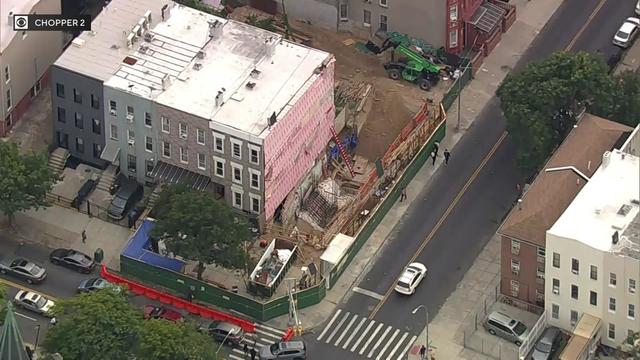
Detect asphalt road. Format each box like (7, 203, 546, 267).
(304, 0, 637, 358)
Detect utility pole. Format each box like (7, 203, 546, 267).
(286, 278, 302, 335)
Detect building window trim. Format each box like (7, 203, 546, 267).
(510, 259, 520, 275)
(570, 284, 578, 300)
(590, 265, 598, 280)
(610, 273, 617, 287)
(231, 162, 243, 184)
(552, 278, 560, 295)
(628, 304, 635, 319)
(248, 144, 260, 165)
(213, 156, 226, 178)
(179, 122, 188, 139)
(161, 116, 170, 134)
(339, 3, 348, 21)
(608, 323, 616, 340)
(197, 128, 206, 145)
(197, 153, 206, 170)
(231, 186, 243, 209)
(449, 3, 458, 21)
(379, 0, 387, 7)
(511, 240, 520, 255)
(144, 112, 152, 127)
(551, 304, 559, 319)
(230, 138, 242, 160)
(3, 64, 10, 83)
(110, 125, 118, 140)
(162, 141, 171, 158)
(363, 10, 371, 27)
(56, 83, 64, 98)
(608, 297, 616, 313)
(629, 279, 636, 294)
(213, 132, 225, 154)
(589, 291, 597, 306)
(449, 29, 458, 48)
(552, 252, 560, 268)
(179, 146, 188, 164)
(249, 193, 261, 214)
(249, 169, 261, 190)
(145, 136, 153, 152)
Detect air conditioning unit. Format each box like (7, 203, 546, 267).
(109, 109, 117, 116)
(128, 139, 135, 146)
(126, 114, 134, 122)
(553, 288, 559, 295)
(511, 270, 519, 276)
(179, 133, 187, 139)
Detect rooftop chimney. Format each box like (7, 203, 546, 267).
(268, 112, 277, 126)
(208, 20, 224, 40)
(215, 91, 223, 107)
(602, 151, 611, 168)
(161, 74, 171, 90)
(161, 4, 171, 21)
(612, 231, 619, 245)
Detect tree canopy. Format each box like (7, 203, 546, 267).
(0, 142, 58, 224)
(152, 185, 251, 279)
(134, 319, 215, 360)
(0, 284, 5, 323)
(497, 51, 640, 170)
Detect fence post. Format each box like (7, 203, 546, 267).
(87, 201, 91, 216)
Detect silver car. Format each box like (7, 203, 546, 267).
(259, 341, 306, 360)
(483, 311, 529, 346)
(13, 290, 55, 317)
(613, 17, 640, 48)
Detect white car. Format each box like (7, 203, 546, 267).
(13, 290, 55, 317)
(636, 0, 640, 16)
(394, 262, 427, 295)
(613, 17, 640, 48)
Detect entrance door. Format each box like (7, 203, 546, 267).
(213, 183, 225, 200)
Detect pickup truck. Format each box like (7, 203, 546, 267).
(0, 257, 47, 284)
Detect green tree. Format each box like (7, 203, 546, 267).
(0, 284, 6, 323)
(151, 186, 250, 280)
(134, 319, 215, 360)
(0, 142, 58, 226)
(620, 331, 640, 359)
(43, 290, 140, 360)
(595, 70, 640, 127)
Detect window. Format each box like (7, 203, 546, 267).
(537, 265, 545, 279)
(93, 143, 102, 158)
(6, 88, 11, 110)
(610, 273, 617, 286)
(379, 0, 387, 7)
(110, 125, 118, 140)
(146, 160, 154, 174)
(250, 146, 260, 165)
(57, 107, 66, 123)
(214, 157, 225, 177)
(379, 15, 387, 32)
(145, 136, 153, 152)
(571, 285, 578, 299)
(250, 195, 260, 214)
(535, 289, 544, 303)
(590, 291, 597, 306)
(92, 118, 100, 134)
(197, 129, 205, 145)
(179, 123, 187, 139)
(128, 130, 135, 141)
(180, 147, 188, 163)
(91, 94, 99, 109)
(571, 258, 579, 274)
(75, 137, 84, 153)
(161, 116, 170, 133)
(127, 154, 136, 172)
(510, 280, 519, 297)
(553, 252, 560, 268)
(250, 171, 260, 190)
(628, 304, 635, 319)
(56, 83, 64, 98)
(449, 4, 458, 21)
(339, 3, 348, 21)
(231, 139, 242, 159)
(232, 189, 243, 209)
(109, 100, 117, 114)
(363, 10, 371, 26)
(127, 106, 134, 116)
(74, 112, 83, 129)
(143, 112, 152, 127)
(214, 133, 224, 153)
(553, 278, 560, 295)
(629, 279, 636, 294)
(162, 142, 171, 158)
(511, 240, 520, 255)
(551, 304, 559, 319)
(609, 297, 616, 312)
(608, 323, 615, 340)
(590, 265, 598, 280)
(449, 30, 458, 48)
(231, 163, 242, 183)
(73, 89, 82, 103)
(3, 65, 9, 83)
(537, 247, 546, 257)
(197, 153, 206, 170)
(510, 259, 520, 275)
(570, 310, 578, 327)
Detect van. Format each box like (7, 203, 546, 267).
(483, 311, 530, 346)
(107, 182, 143, 220)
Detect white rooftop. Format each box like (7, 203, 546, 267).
(548, 149, 640, 256)
(1, 0, 40, 52)
(54, 0, 172, 81)
(104, 4, 330, 138)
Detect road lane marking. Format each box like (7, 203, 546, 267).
(343, 316, 367, 349)
(369, 131, 508, 319)
(326, 311, 350, 343)
(229, 354, 243, 360)
(368, 325, 392, 358)
(396, 335, 417, 360)
(375, 328, 400, 360)
(14, 311, 38, 322)
(352, 320, 376, 352)
(386, 332, 409, 360)
(317, 309, 341, 341)
(353, 287, 385, 301)
(256, 323, 284, 334)
(255, 327, 282, 341)
(565, 0, 608, 51)
(359, 322, 384, 355)
(0, 277, 59, 301)
(334, 313, 359, 347)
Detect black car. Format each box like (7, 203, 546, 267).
(108, 182, 143, 220)
(202, 321, 254, 347)
(49, 248, 96, 273)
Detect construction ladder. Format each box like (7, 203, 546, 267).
(329, 126, 355, 178)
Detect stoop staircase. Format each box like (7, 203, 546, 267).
(48, 147, 69, 176)
(96, 165, 118, 192)
(146, 185, 164, 210)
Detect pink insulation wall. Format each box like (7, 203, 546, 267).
(263, 57, 336, 221)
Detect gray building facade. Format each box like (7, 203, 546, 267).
(50, 66, 107, 168)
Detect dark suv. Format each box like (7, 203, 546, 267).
(108, 182, 143, 220)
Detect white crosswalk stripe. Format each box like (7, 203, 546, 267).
(317, 310, 419, 360)
(228, 323, 286, 360)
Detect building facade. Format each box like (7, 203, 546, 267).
(1, 0, 64, 136)
(545, 149, 640, 348)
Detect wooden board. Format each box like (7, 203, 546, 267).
(352, 155, 368, 174)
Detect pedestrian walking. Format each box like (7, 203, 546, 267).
(399, 187, 407, 202)
(443, 148, 451, 165)
(419, 344, 427, 359)
(187, 289, 194, 303)
(431, 150, 437, 165)
(433, 141, 440, 156)
(81, 230, 87, 244)
(250, 347, 257, 360)
(243, 343, 249, 357)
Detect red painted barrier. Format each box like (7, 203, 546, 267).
(101, 265, 256, 332)
(281, 327, 294, 341)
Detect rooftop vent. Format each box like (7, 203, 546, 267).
(632, 199, 640, 206)
(161, 74, 171, 90)
(618, 204, 633, 216)
(110, 44, 120, 49)
(123, 56, 137, 65)
(196, 51, 205, 59)
(268, 112, 277, 126)
(144, 32, 154, 42)
(72, 38, 86, 48)
(126, 33, 135, 48)
(88, 30, 97, 36)
(161, 4, 171, 21)
(133, 25, 142, 37)
(208, 20, 224, 40)
(139, 44, 149, 54)
(144, 10, 152, 25)
(602, 151, 611, 168)
(215, 91, 224, 107)
(250, 69, 261, 78)
(612, 231, 619, 245)
(193, 63, 202, 70)
(246, 82, 256, 89)
(7, 10, 15, 24)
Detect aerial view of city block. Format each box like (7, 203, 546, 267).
(0, 0, 639, 359)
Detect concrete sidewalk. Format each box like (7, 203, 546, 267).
(615, 38, 640, 74)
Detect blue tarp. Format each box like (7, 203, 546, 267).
(121, 219, 185, 273)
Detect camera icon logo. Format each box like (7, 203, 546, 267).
(13, 15, 29, 30)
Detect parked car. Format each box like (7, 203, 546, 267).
(71, 178, 97, 208)
(204, 321, 249, 347)
(613, 17, 640, 48)
(636, 0, 640, 16)
(483, 311, 530, 346)
(0, 257, 47, 284)
(107, 182, 143, 220)
(530, 327, 562, 360)
(394, 262, 427, 295)
(143, 305, 184, 322)
(259, 341, 307, 360)
(49, 248, 96, 273)
(13, 290, 55, 317)
(77, 277, 121, 293)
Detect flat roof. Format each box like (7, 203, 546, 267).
(321, 233, 356, 265)
(548, 149, 640, 258)
(1, 0, 41, 52)
(54, 0, 172, 81)
(104, 4, 330, 138)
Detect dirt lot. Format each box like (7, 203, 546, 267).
(230, 6, 450, 163)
